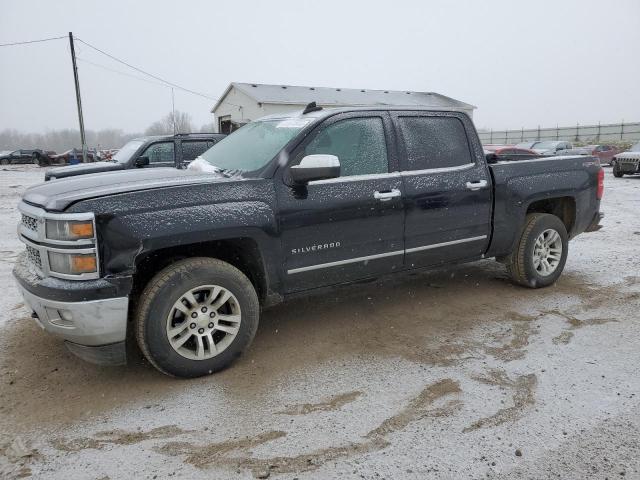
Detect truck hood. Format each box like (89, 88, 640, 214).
(45, 161, 126, 181)
(23, 167, 225, 211)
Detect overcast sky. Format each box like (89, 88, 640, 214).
(1, 0, 639, 134)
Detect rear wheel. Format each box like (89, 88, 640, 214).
(0, 158, 8, 166)
(612, 161, 624, 178)
(136, 257, 260, 378)
(507, 213, 568, 288)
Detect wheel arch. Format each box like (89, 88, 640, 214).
(131, 237, 271, 307)
(526, 196, 576, 236)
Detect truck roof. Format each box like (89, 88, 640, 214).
(256, 105, 472, 123)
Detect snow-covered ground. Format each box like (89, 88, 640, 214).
(0, 165, 639, 479)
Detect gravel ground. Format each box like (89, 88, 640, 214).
(0, 165, 639, 480)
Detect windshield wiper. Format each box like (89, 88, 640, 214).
(219, 168, 242, 178)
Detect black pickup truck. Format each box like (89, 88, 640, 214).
(43, 133, 225, 181)
(13, 106, 604, 377)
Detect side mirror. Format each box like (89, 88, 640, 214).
(485, 152, 498, 164)
(290, 154, 340, 184)
(135, 156, 150, 167)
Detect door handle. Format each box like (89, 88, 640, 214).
(465, 180, 488, 191)
(374, 188, 401, 201)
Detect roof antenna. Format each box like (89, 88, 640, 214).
(302, 101, 322, 114)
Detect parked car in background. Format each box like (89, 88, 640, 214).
(581, 145, 621, 165)
(99, 149, 119, 161)
(528, 141, 573, 155)
(514, 141, 538, 149)
(552, 148, 592, 157)
(48, 148, 99, 165)
(484, 145, 540, 161)
(45, 133, 226, 181)
(611, 142, 640, 177)
(0, 149, 54, 166)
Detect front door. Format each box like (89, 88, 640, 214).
(138, 141, 176, 168)
(276, 112, 405, 292)
(392, 112, 492, 268)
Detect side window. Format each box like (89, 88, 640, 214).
(181, 141, 210, 162)
(397, 116, 472, 170)
(142, 142, 174, 163)
(303, 117, 388, 177)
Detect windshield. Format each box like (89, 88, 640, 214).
(112, 140, 145, 163)
(199, 119, 311, 172)
(531, 141, 558, 150)
(631, 142, 640, 152)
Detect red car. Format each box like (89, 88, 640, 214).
(483, 145, 540, 161)
(582, 145, 621, 165)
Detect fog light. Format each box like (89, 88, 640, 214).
(48, 251, 97, 275)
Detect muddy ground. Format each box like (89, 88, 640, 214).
(0, 165, 638, 479)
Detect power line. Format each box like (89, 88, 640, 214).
(0, 35, 67, 47)
(74, 36, 217, 101)
(76, 56, 171, 89)
(0, 34, 242, 110)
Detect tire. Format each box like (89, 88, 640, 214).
(612, 162, 624, 178)
(32, 153, 40, 165)
(0, 158, 8, 166)
(507, 213, 568, 288)
(136, 257, 260, 378)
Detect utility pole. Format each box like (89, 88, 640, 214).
(68, 32, 87, 163)
(171, 88, 177, 134)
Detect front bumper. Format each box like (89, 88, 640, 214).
(617, 160, 640, 173)
(13, 253, 129, 366)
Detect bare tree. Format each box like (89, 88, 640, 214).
(144, 111, 193, 135)
(0, 128, 140, 152)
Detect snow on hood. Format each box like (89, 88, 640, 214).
(188, 157, 224, 174)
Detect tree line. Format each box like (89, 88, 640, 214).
(0, 111, 215, 153)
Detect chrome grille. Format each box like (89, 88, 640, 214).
(25, 245, 42, 270)
(21, 213, 38, 232)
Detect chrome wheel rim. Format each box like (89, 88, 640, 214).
(166, 285, 241, 360)
(532, 229, 563, 276)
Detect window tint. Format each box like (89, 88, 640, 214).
(303, 117, 388, 176)
(181, 140, 210, 162)
(398, 116, 472, 170)
(143, 142, 174, 163)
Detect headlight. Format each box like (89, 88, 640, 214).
(46, 219, 94, 241)
(48, 251, 97, 275)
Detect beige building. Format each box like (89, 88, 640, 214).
(211, 82, 476, 134)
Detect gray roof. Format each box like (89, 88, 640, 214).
(212, 82, 475, 113)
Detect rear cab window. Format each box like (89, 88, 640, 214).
(181, 140, 211, 163)
(395, 115, 474, 171)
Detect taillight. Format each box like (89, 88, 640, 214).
(596, 168, 604, 199)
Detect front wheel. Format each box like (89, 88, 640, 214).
(507, 213, 568, 288)
(612, 162, 624, 178)
(136, 257, 260, 378)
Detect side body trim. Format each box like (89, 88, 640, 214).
(287, 235, 487, 274)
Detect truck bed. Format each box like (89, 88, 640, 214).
(487, 155, 602, 258)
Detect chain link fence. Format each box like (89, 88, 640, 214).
(477, 121, 640, 146)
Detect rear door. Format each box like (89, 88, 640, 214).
(277, 112, 405, 292)
(392, 112, 492, 268)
